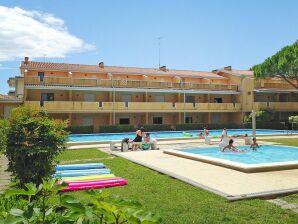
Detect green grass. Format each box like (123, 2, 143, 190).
(56, 148, 110, 162)
(56, 148, 298, 224)
(259, 138, 298, 206)
(259, 138, 298, 147)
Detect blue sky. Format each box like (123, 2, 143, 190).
(0, 0, 297, 94)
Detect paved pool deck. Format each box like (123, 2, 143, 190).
(113, 142, 298, 201)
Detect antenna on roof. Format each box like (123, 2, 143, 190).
(158, 36, 163, 68)
(43, 54, 46, 62)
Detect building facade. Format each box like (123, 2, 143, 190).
(1, 57, 297, 132)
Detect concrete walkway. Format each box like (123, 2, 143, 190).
(0, 155, 10, 192)
(114, 149, 298, 201)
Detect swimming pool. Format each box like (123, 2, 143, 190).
(69, 129, 298, 142)
(164, 145, 298, 172)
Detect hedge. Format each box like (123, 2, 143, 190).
(99, 125, 135, 133)
(207, 123, 239, 130)
(67, 125, 94, 134)
(140, 124, 172, 132)
(243, 122, 287, 130)
(176, 123, 205, 131)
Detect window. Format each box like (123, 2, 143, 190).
(155, 95, 165, 102)
(38, 72, 44, 82)
(122, 95, 131, 102)
(153, 117, 163, 124)
(40, 93, 54, 106)
(186, 96, 195, 103)
(214, 97, 222, 103)
(119, 118, 130, 125)
(84, 93, 95, 102)
(83, 117, 93, 126)
(185, 116, 193, 124)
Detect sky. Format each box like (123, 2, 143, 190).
(0, 0, 297, 94)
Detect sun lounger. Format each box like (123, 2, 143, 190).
(110, 140, 157, 151)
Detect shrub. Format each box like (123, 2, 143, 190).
(68, 125, 94, 134)
(243, 122, 286, 129)
(140, 124, 172, 132)
(176, 123, 205, 131)
(99, 125, 135, 133)
(289, 116, 298, 130)
(0, 179, 161, 223)
(207, 123, 239, 130)
(244, 109, 272, 123)
(4, 106, 68, 186)
(0, 119, 8, 154)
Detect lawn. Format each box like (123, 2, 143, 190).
(56, 148, 298, 224)
(56, 148, 110, 162)
(259, 138, 298, 205)
(259, 138, 298, 147)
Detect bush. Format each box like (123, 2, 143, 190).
(0, 119, 8, 154)
(0, 179, 161, 223)
(207, 123, 239, 130)
(289, 116, 298, 130)
(243, 122, 286, 129)
(4, 106, 68, 186)
(99, 125, 135, 133)
(176, 123, 205, 131)
(140, 124, 172, 132)
(244, 109, 272, 123)
(68, 125, 94, 134)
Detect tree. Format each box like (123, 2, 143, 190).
(4, 105, 68, 186)
(0, 119, 8, 154)
(244, 109, 272, 123)
(289, 115, 298, 130)
(252, 40, 298, 89)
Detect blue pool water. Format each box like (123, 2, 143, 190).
(68, 129, 298, 142)
(180, 145, 298, 164)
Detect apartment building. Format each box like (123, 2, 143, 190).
(2, 57, 297, 132)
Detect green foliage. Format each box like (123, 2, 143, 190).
(244, 110, 272, 123)
(4, 106, 69, 186)
(252, 40, 298, 88)
(140, 124, 172, 132)
(99, 125, 135, 133)
(207, 123, 239, 130)
(243, 122, 286, 130)
(68, 125, 94, 134)
(175, 123, 205, 131)
(0, 179, 161, 224)
(0, 119, 9, 154)
(289, 115, 298, 130)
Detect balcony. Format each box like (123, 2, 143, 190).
(24, 76, 238, 91)
(254, 102, 298, 111)
(24, 101, 241, 113)
(255, 81, 295, 89)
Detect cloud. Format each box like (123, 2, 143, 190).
(0, 6, 95, 61)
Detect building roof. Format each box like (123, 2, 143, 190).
(0, 94, 22, 102)
(20, 61, 227, 79)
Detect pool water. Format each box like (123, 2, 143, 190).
(180, 145, 298, 165)
(68, 129, 297, 142)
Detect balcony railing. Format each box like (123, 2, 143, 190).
(254, 102, 298, 111)
(24, 101, 241, 112)
(24, 76, 238, 91)
(255, 81, 295, 89)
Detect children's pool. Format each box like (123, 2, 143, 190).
(68, 129, 297, 142)
(180, 145, 298, 165)
(164, 145, 298, 172)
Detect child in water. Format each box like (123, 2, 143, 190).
(250, 137, 260, 150)
(222, 139, 245, 152)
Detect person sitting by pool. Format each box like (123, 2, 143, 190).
(250, 137, 260, 151)
(142, 133, 151, 150)
(132, 127, 145, 151)
(222, 139, 245, 152)
(197, 132, 204, 139)
(232, 133, 248, 138)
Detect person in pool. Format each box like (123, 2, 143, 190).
(222, 139, 245, 152)
(250, 137, 260, 150)
(132, 127, 145, 151)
